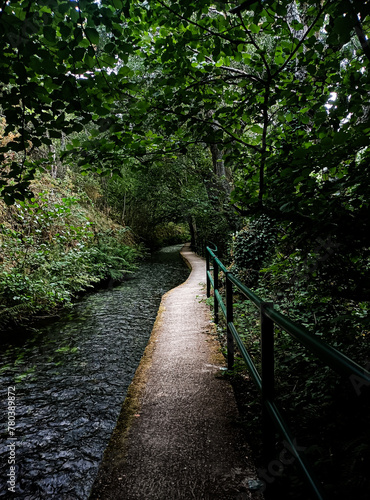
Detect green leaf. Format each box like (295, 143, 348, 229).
(59, 23, 72, 39)
(84, 54, 95, 68)
(43, 26, 56, 43)
(250, 23, 260, 34)
(84, 28, 99, 45)
(300, 114, 310, 124)
(100, 55, 116, 67)
(58, 3, 70, 14)
(275, 55, 285, 65)
(332, 131, 350, 145)
(79, 38, 90, 48)
(251, 125, 263, 134)
(290, 20, 304, 31)
(112, 0, 123, 8)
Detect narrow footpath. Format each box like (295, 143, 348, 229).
(90, 244, 262, 500)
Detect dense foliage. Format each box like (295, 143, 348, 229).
(0, 174, 141, 328)
(214, 219, 370, 498)
(1, 1, 370, 497)
(1, 0, 370, 265)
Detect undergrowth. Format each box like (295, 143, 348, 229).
(0, 176, 144, 330)
(210, 215, 370, 499)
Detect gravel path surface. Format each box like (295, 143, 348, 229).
(89, 244, 263, 500)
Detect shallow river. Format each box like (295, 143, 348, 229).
(0, 245, 190, 499)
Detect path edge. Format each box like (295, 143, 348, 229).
(89, 244, 200, 497)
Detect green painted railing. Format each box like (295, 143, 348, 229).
(206, 244, 370, 499)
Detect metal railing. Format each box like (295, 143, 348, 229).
(206, 244, 370, 499)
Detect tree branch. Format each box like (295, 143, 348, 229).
(272, 2, 327, 79)
(230, 1, 264, 15)
(258, 81, 270, 205)
(156, 0, 251, 46)
(0, 0, 8, 21)
(236, 10, 271, 79)
(145, 102, 262, 152)
(189, 48, 265, 83)
(352, 11, 370, 62)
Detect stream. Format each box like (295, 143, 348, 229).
(0, 245, 190, 499)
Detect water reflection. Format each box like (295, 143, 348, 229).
(0, 245, 189, 499)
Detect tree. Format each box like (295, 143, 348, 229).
(0, 0, 122, 203)
(2, 1, 370, 260)
(107, 0, 368, 294)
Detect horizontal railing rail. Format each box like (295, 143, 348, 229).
(206, 245, 370, 500)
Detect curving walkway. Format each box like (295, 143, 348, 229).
(90, 243, 262, 500)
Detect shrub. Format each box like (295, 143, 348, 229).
(231, 215, 277, 285)
(0, 193, 140, 329)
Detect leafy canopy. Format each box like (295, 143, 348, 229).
(1, 0, 370, 241)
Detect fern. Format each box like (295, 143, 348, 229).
(0, 302, 39, 328)
(0, 206, 141, 328)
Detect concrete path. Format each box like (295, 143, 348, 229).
(90, 244, 262, 500)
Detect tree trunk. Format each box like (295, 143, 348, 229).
(188, 216, 197, 251)
(209, 143, 231, 194)
(206, 110, 232, 194)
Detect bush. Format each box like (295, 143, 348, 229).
(231, 215, 277, 285)
(0, 193, 141, 329)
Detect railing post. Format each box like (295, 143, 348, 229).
(261, 302, 275, 466)
(226, 272, 234, 370)
(213, 258, 219, 324)
(206, 248, 210, 298)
